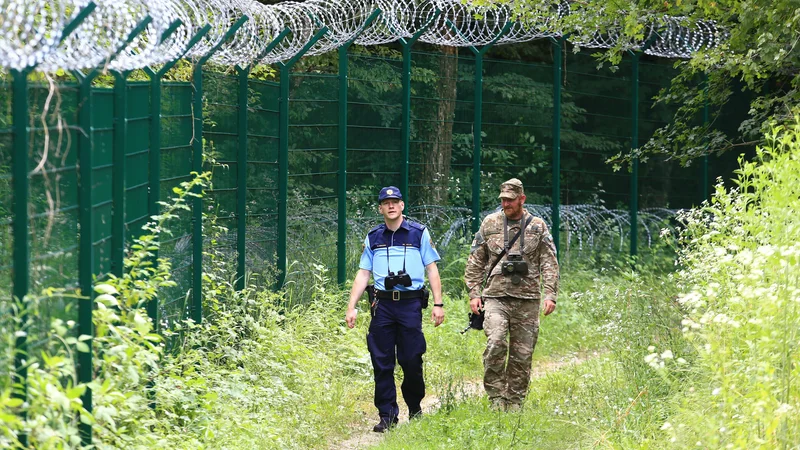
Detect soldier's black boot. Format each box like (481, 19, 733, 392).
(409, 408, 423, 420)
(373, 416, 398, 433)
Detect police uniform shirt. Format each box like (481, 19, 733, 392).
(359, 219, 440, 291)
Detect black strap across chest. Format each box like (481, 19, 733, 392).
(484, 214, 533, 288)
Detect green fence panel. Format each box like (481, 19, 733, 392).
(637, 60, 699, 211)
(92, 89, 115, 277)
(125, 82, 152, 238)
(347, 50, 403, 197)
(409, 49, 463, 212)
(452, 54, 476, 212)
(204, 71, 240, 281)
(26, 83, 81, 353)
(481, 51, 554, 208)
(159, 82, 195, 328)
(284, 69, 340, 292)
(245, 78, 280, 289)
(561, 50, 632, 209)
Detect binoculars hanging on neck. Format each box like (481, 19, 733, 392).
(501, 253, 528, 285)
(385, 269, 412, 290)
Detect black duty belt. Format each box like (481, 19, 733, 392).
(375, 289, 424, 301)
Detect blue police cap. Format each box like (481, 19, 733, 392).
(378, 186, 403, 202)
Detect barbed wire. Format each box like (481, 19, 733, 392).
(0, 0, 725, 71)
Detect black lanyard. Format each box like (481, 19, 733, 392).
(385, 229, 407, 273)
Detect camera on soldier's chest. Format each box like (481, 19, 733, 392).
(501, 253, 528, 285)
(385, 270, 412, 290)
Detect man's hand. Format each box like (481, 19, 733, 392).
(542, 299, 556, 316)
(345, 308, 358, 328)
(431, 306, 444, 327)
(469, 297, 483, 315)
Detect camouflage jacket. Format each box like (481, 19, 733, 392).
(464, 211, 559, 302)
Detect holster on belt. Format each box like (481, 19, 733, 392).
(366, 284, 377, 317)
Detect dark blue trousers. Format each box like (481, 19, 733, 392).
(367, 297, 427, 419)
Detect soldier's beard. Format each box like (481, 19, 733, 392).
(504, 206, 523, 220)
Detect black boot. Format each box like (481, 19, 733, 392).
(372, 416, 398, 433)
(409, 408, 423, 420)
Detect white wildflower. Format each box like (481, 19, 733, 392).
(757, 245, 775, 257)
(776, 403, 793, 414)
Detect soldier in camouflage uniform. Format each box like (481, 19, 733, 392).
(463, 178, 559, 411)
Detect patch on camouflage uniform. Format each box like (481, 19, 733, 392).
(470, 231, 485, 254)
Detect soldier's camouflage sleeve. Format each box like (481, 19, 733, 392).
(464, 227, 489, 298)
(538, 221, 560, 303)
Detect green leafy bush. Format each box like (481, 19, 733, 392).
(658, 118, 800, 447)
(0, 173, 210, 449)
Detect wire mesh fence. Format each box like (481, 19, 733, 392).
(0, 46, 745, 337)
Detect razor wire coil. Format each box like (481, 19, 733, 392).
(0, 0, 725, 72)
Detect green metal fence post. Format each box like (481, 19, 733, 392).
(337, 10, 381, 284)
(73, 67, 99, 445)
(10, 67, 32, 447)
(9, 7, 96, 443)
(337, 46, 350, 285)
(628, 36, 657, 259)
(702, 72, 709, 202)
(551, 36, 564, 257)
(276, 27, 328, 289)
(629, 52, 640, 258)
(236, 65, 249, 291)
(234, 28, 290, 291)
(444, 19, 510, 234)
(471, 49, 484, 235)
(398, 11, 441, 204)
(112, 71, 130, 277)
(72, 16, 153, 445)
(191, 18, 246, 322)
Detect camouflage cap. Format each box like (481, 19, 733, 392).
(498, 178, 524, 199)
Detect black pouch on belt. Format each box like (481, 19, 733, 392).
(420, 285, 430, 309)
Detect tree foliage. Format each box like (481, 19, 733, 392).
(481, 0, 800, 165)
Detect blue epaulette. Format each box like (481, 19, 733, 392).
(408, 221, 425, 231)
(404, 216, 426, 231)
(368, 223, 385, 235)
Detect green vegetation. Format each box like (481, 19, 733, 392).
(3, 116, 799, 448)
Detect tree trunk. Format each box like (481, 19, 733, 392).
(419, 45, 458, 206)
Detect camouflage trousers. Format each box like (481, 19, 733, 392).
(482, 297, 540, 405)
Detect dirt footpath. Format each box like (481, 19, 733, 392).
(333, 353, 592, 450)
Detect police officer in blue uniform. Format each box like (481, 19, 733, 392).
(346, 186, 445, 433)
